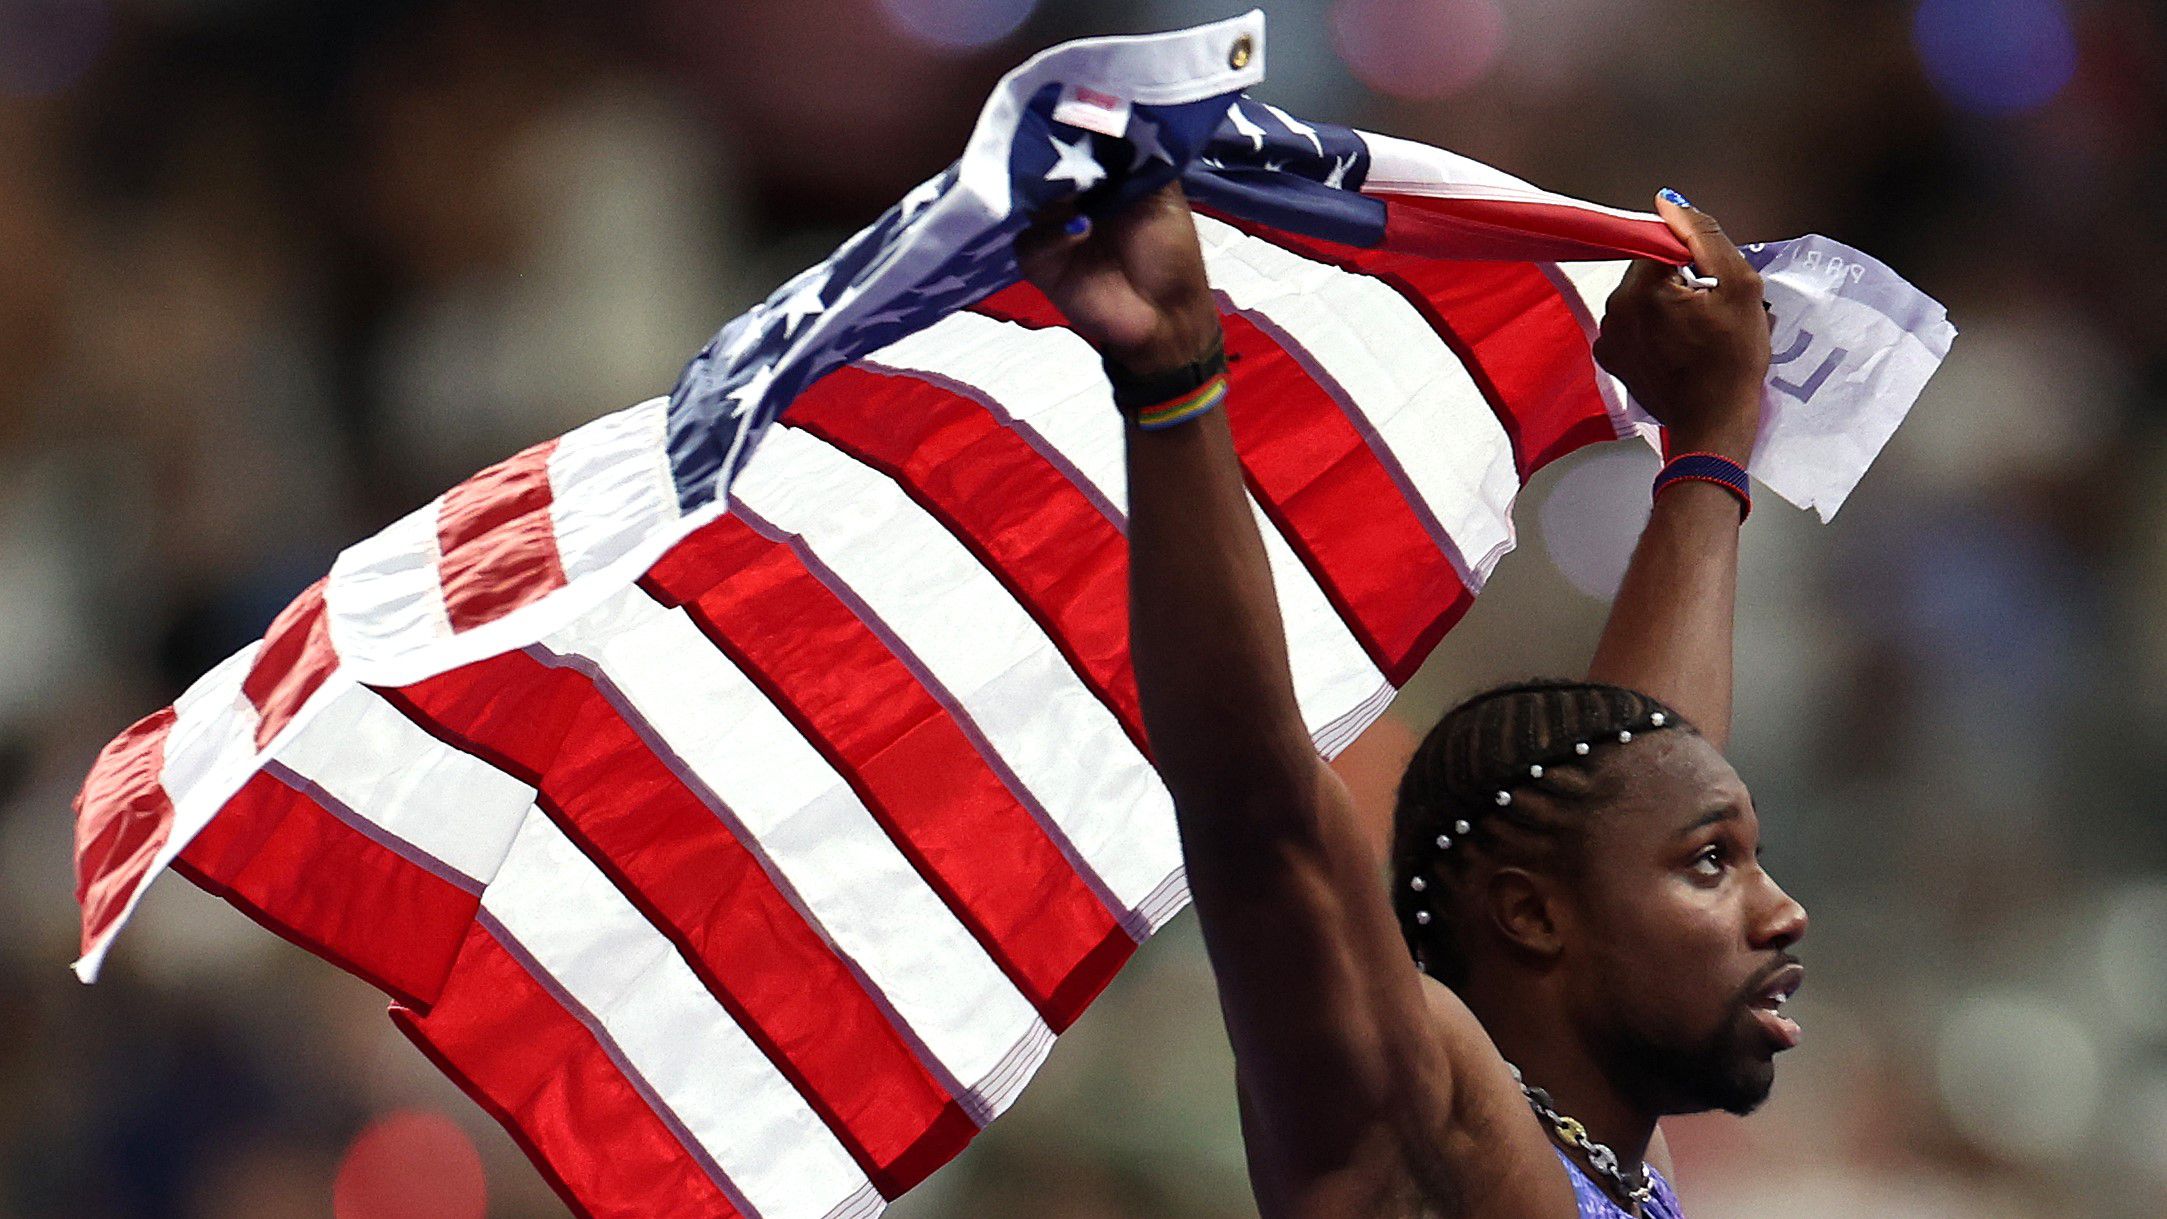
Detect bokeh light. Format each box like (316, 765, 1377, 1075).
(0, 0, 108, 97)
(877, 0, 1038, 54)
(332, 1110, 487, 1219)
(1330, 0, 1506, 101)
(1913, 0, 2077, 116)
(1935, 993, 2103, 1162)
(1537, 448, 1657, 600)
(2094, 880, 2167, 1039)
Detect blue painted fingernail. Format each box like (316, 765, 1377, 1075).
(1659, 188, 1693, 208)
(1064, 215, 1090, 236)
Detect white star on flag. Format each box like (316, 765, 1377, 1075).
(725, 361, 779, 419)
(1226, 101, 1268, 151)
(1258, 101, 1324, 157)
(1323, 153, 1357, 189)
(909, 273, 973, 302)
(1128, 116, 1174, 170)
(858, 303, 919, 330)
(719, 305, 770, 361)
(779, 273, 829, 335)
(1044, 133, 1106, 191)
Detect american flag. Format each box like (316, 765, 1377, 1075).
(69, 14, 1949, 1219)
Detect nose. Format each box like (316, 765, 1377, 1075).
(1751, 870, 1808, 952)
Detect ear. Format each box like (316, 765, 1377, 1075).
(1484, 866, 1567, 963)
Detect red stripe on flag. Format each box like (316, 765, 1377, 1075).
(972, 284, 1472, 686)
(174, 769, 476, 1011)
(1376, 194, 1688, 265)
(1215, 214, 1619, 479)
(783, 364, 1147, 754)
(1218, 313, 1475, 685)
(1366, 252, 1620, 475)
(437, 439, 570, 633)
(643, 516, 1134, 1030)
(391, 922, 745, 1219)
(73, 706, 178, 957)
(383, 655, 975, 1197)
(242, 579, 337, 749)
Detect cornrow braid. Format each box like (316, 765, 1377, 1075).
(1391, 679, 1688, 987)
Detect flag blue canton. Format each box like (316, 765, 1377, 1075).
(1184, 97, 1381, 249)
(662, 83, 1308, 514)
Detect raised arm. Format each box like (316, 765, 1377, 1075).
(1586, 194, 1773, 749)
(1020, 187, 1457, 1206)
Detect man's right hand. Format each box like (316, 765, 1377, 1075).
(1592, 192, 1771, 461)
(1014, 184, 1222, 380)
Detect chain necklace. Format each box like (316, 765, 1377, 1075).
(1507, 1063, 1654, 1213)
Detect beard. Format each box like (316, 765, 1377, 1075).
(1592, 974, 1782, 1117)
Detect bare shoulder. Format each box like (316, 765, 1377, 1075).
(1407, 978, 1581, 1219)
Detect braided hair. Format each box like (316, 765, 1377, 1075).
(1391, 680, 1687, 987)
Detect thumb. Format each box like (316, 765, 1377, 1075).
(1015, 212, 1092, 286)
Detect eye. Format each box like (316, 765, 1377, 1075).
(1689, 844, 1728, 877)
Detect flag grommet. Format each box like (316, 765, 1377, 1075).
(1228, 34, 1253, 69)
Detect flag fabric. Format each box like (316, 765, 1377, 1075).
(69, 13, 1951, 1219)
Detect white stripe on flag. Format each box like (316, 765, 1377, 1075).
(163, 644, 265, 809)
(541, 586, 1053, 1122)
(1191, 214, 1522, 584)
(547, 397, 681, 582)
(323, 499, 455, 670)
(863, 317, 1125, 520)
(481, 810, 882, 1219)
(272, 685, 531, 888)
(730, 425, 1188, 935)
(862, 312, 1388, 740)
(273, 685, 879, 1219)
(1356, 129, 1655, 224)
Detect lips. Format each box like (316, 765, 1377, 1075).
(1745, 961, 1805, 1050)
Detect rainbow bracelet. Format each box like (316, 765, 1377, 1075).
(1105, 330, 1230, 431)
(1653, 451, 1752, 520)
(1135, 373, 1229, 430)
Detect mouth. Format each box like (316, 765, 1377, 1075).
(1744, 961, 1805, 1051)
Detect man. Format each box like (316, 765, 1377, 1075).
(1017, 181, 1805, 1217)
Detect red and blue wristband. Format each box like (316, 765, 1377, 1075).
(1653, 451, 1752, 520)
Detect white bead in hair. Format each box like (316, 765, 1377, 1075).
(1575, 741, 1591, 756)
(1529, 764, 1544, 779)
(1453, 820, 1471, 835)
(1618, 729, 1633, 744)
(1415, 910, 1432, 925)
(1650, 712, 1667, 727)
(1436, 834, 1452, 850)
(1410, 876, 1427, 892)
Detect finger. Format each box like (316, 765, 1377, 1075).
(1653, 189, 1757, 297)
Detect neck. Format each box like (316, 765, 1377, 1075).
(1462, 979, 1659, 1171)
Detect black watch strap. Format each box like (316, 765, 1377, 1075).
(1102, 330, 1228, 413)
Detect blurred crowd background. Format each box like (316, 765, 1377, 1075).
(2, 0, 2163, 1216)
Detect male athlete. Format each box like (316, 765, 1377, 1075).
(1018, 182, 1805, 1217)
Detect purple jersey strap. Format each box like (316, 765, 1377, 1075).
(1552, 1145, 1686, 1219)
